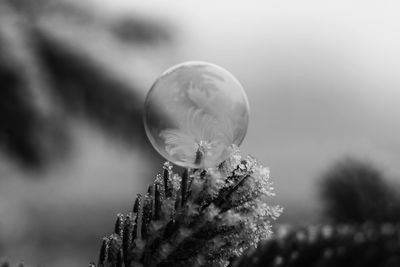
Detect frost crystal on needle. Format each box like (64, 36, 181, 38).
(95, 146, 282, 267)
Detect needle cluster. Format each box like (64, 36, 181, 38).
(94, 146, 282, 267)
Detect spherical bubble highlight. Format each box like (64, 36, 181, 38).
(144, 61, 249, 168)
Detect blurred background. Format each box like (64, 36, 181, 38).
(0, 0, 399, 266)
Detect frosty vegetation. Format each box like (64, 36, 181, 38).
(93, 146, 282, 267)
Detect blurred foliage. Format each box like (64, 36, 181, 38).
(0, 1, 67, 168)
(319, 158, 400, 223)
(0, 0, 170, 170)
(232, 223, 400, 267)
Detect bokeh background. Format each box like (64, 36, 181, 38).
(1, 0, 399, 266)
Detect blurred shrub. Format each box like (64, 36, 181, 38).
(232, 223, 400, 267)
(319, 158, 400, 223)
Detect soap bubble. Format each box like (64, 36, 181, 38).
(144, 61, 249, 168)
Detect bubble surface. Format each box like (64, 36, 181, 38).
(144, 61, 249, 168)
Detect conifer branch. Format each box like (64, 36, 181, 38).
(93, 146, 282, 267)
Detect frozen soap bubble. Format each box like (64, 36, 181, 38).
(143, 61, 249, 168)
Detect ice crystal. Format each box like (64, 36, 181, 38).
(160, 107, 233, 167)
(93, 146, 282, 267)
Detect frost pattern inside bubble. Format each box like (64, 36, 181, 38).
(144, 61, 249, 168)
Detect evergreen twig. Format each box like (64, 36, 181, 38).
(94, 146, 282, 267)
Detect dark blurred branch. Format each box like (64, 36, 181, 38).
(35, 32, 148, 145)
(111, 17, 172, 44)
(0, 0, 171, 170)
(0, 2, 68, 168)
